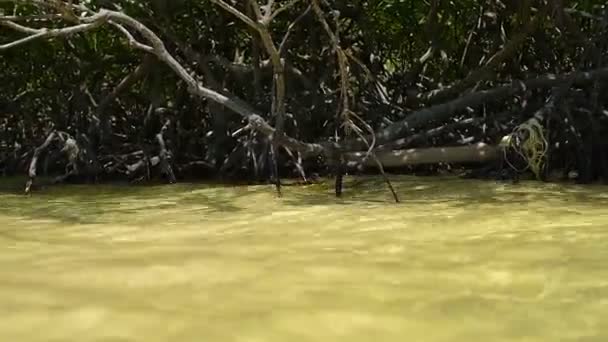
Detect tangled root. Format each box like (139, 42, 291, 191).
(502, 116, 549, 180)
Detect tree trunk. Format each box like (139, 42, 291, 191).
(345, 143, 500, 168)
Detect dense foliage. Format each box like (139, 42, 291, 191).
(0, 0, 607, 192)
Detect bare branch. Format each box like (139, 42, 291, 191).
(108, 21, 154, 52)
(208, 0, 259, 30)
(268, 0, 301, 23)
(209, 0, 286, 138)
(25, 130, 56, 194)
(339, 66, 608, 152)
(279, 4, 310, 54)
(0, 14, 63, 21)
(0, 13, 107, 50)
(2, 2, 323, 158)
(0, 20, 46, 34)
(420, 0, 544, 104)
(248, 0, 264, 22)
(311, 0, 357, 137)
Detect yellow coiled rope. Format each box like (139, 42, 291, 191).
(501, 116, 549, 180)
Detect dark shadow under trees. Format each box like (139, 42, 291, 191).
(0, 0, 607, 200)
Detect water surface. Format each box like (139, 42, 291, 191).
(1, 176, 607, 341)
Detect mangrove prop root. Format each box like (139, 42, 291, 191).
(156, 119, 176, 183)
(334, 158, 344, 197)
(25, 131, 56, 194)
(270, 142, 282, 197)
(371, 153, 400, 203)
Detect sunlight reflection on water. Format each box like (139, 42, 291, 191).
(0, 175, 607, 341)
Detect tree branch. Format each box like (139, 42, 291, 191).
(208, 0, 259, 30)
(338, 66, 608, 152)
(0, 13, 107, 50)
(419, 0, 543, 104)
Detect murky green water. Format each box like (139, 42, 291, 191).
(1, 176, 608, 341)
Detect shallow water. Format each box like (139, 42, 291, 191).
(1, 175, 608, 341)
